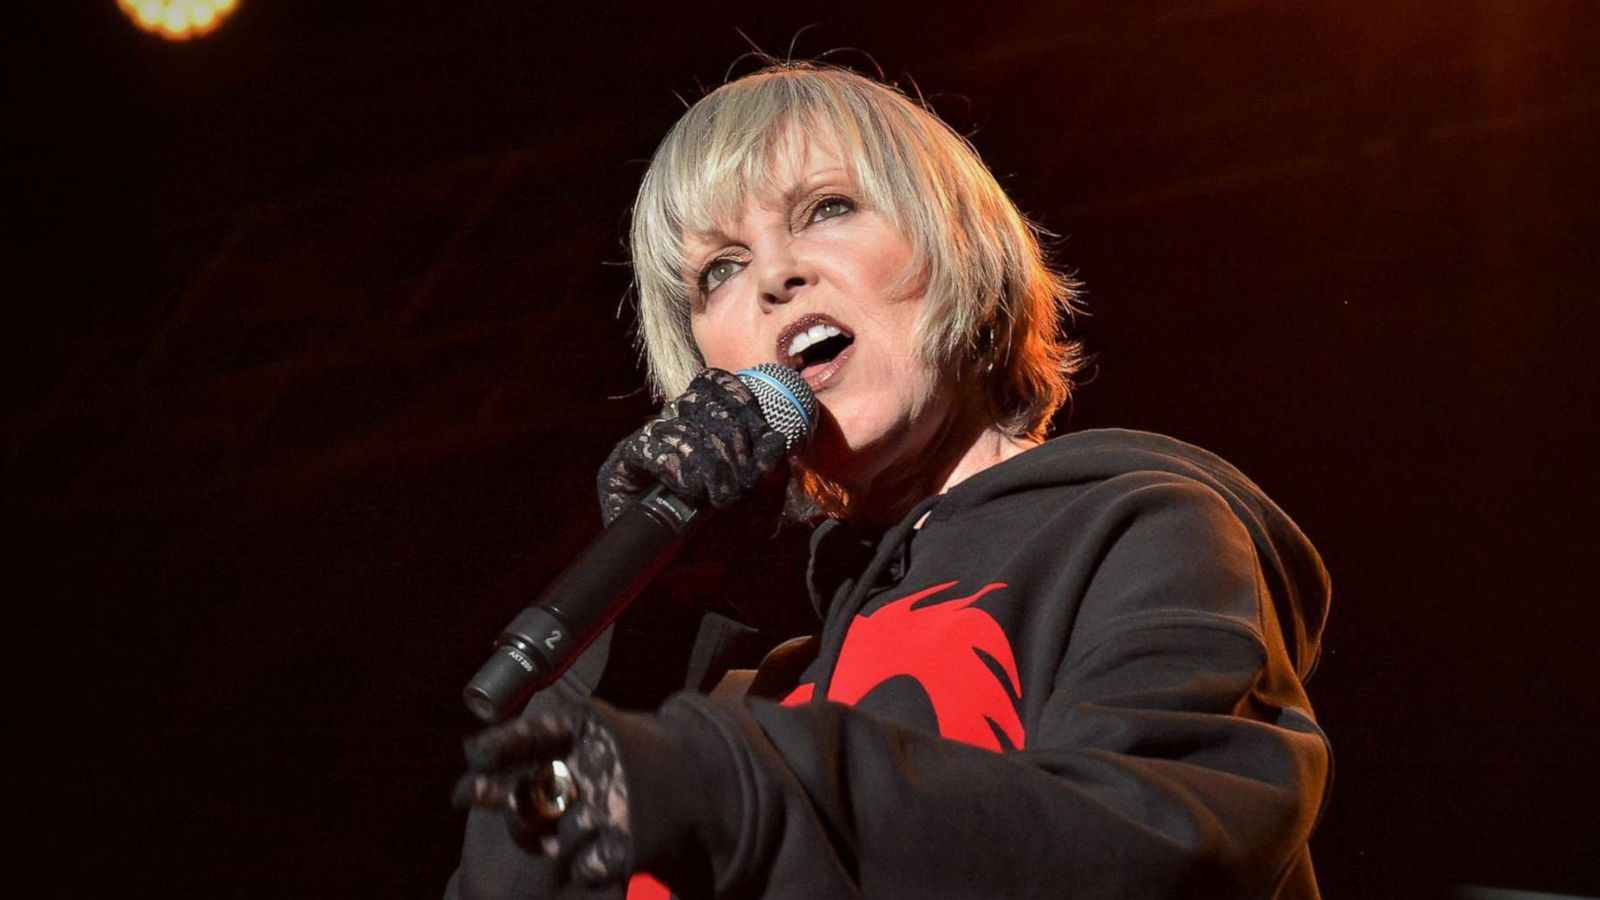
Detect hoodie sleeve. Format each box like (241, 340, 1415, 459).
(601, 475, 1332, 899)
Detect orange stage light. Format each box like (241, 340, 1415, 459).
(118, 0, 239, 41)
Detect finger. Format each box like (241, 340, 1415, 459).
(753, 425, 791, 468)
(697, 367, 752, 400)
(604, 435, 658, 490)
(674, 372, 747, 420)
(452, 771, 515, 809)
(628, 423, 698, 487)
(503, 797, 561, 857)
(571, 830, 632, 888)
(509, 760, 580, 825)
(463, 713, 574, 771)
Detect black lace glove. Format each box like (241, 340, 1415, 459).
(597, 368, 791, 527)
(453, 703, 635, 888)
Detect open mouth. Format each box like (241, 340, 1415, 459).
(777, 314, 856, 384)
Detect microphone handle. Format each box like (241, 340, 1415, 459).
(463, 485, 701, 723)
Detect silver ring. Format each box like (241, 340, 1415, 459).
(509, 759, 578, 823)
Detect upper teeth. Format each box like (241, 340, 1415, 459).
(788, 323, 844, 358)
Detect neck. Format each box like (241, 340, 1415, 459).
(848, 402, 1038, 527)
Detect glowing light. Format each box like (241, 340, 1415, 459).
(118, 0, 239, 41)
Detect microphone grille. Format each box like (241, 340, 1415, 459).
(735, 364, 817, 451)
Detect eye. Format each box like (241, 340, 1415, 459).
(699, 255, 746, 296)
(808, 195, 854, 224)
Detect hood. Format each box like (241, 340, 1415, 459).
(816, 428, 1330, 681)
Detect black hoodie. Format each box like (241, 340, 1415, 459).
(447, 429, 1332, 899)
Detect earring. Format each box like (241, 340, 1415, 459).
(976, 324, 998, 374)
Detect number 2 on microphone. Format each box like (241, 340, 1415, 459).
(545, 630, 562, 650)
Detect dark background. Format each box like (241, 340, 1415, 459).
(9, 1, 1599, 897)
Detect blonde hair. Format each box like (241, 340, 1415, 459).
(630, 61, 1082, 442)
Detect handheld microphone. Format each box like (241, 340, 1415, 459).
(463, 364, 817, 723)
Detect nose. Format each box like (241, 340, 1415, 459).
(753, 239, 813, 309)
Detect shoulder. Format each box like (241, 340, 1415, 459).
(924, 430, 1263, 596)
(941, 429, 1272, 621)
(932, 428, 1259, 529)
(1023, 428, 1257, 485)
(930, 428, 1329, 679)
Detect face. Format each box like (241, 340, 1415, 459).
(684, 133, 957, 495)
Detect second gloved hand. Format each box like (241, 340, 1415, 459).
(454, 701, 635, 888)
(453, 696, 740, 893)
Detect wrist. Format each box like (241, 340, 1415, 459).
(587, 698, 741, 881)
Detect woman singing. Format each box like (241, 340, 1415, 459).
(449, 61, 1331, 899)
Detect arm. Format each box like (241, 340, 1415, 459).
(458, 479, 1331, 899)
(606, 479, 1330, 898)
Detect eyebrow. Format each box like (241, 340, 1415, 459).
(775, 166, 850, 207)
(687, 166, 853, 247)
